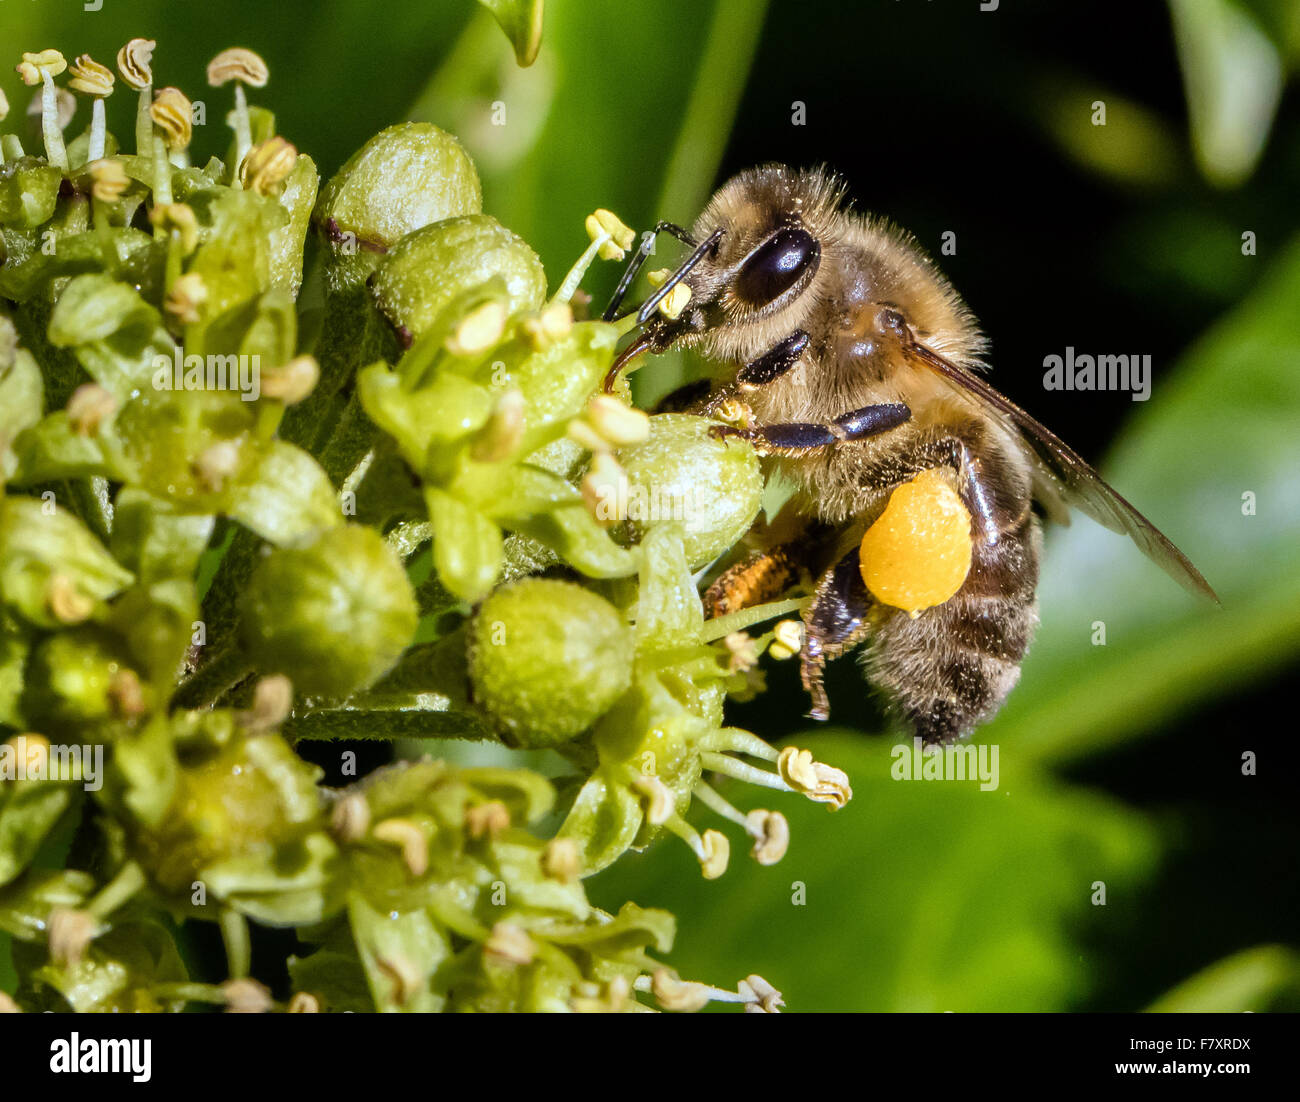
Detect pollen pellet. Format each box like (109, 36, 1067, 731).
(859, 468, 972, 614)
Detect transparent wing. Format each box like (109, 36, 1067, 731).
(903, 337, 1218, 603)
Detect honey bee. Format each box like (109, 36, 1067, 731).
(602, 164, 1216, 745)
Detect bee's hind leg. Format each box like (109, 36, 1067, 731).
(703, 544, 805, 619)
(801, 546, 875, 721)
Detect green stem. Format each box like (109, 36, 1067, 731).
(151, 134, 172, 204)
(173, 644, 253, 710)
(699, 597, 806, 643)
(134, 85, 152, 156)
(88, 98, 106, 162)
(220, 909, 252, 979)
(63, 477, 113, 544)
(232, 83, 252, 181)
(86, 862, 146, 920)
(151, 982, 231, 1006)
(40, 72, 68, 170)
(699, 750, 790, 791)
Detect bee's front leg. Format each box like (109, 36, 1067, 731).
(700, 329, 811, 416)
(709, 402, 911, 453)
(801, 546, 875, 721)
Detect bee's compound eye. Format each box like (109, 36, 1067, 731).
(733, 227, 820, 307)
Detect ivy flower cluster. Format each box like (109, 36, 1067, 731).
(0, 33, 852, 1012)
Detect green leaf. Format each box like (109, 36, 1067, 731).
(1169, 0, 1284, 187)
(1146, 945, 1300, 1011)
(477, 0, 545, 66)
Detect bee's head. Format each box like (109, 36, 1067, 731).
(644, 164, 844, 352)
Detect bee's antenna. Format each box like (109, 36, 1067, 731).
(601, 223, 716, 322)
(633, 227, 724, 324)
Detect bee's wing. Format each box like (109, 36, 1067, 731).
(905, 339, 1218, 603)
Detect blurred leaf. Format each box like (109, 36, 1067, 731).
(990, 235, 1300, 763)
(1146, 945, 1300, 1011)
(1038, 78, 1183, 189)
(409, 0, 767, 299)
(1169, 0, 1284, 187)
(590, 731, 1158, 1011)
(477, 0, 545, 67)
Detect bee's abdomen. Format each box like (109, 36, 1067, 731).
(863, 511, 1042, 744)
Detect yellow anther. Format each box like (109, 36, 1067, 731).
(768, 619, 803, 660)
(66, 383, 116, 437)
(238, 135, 297, 196)
(16, 50, 67, 86)
(699, 828, 730, 879)
(484, 922, 535, 966)
(116, 39, 155, 90)
(164, 272, 208, 327)
(541, 837, 580, 883)
(584, 208, 636, 261)
(259, 356, 320, 405)
(651, 968, 712, 1012)
(632, 774, 674, 825)
(86, 159, 131, 204)
(585, 394, 649, 447)
(67, 55, 114, 97)
(464, 800, 511, 840)
(206, 47, 269, 89)
(46, 575, 92, 624)
(745, 809, 790, 865)
(446, 301, 507, 357)
(777, 746, 852, 809)
(149, 86, 193, 150)
(149, 202, 200, 254)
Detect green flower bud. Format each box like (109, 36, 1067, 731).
(372, 214, 546, 343)
(314, 122, 482, 288)
(240, 526, 418, 697)
(134, 730, 327, 898)
(23, 626, 133, 728)
(0, 496, 134, 629)
(615, 414, 763, 568)
(468, 579, 633, 747)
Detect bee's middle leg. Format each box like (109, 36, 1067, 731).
(800, 546, 875, 721)
(709, 402, 911, 452)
